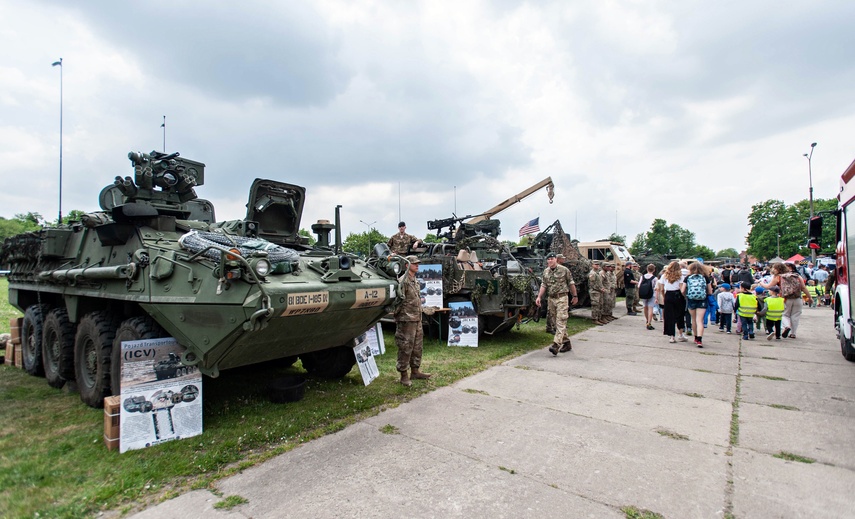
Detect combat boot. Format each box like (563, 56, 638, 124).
(411, 368, 432, 380)
(548, 343, 559, 356)
(399, 371, 412, 387)
(559, 340, 572, 352)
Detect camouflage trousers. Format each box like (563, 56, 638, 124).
(549, 295, 570, 344)
(625, 287, 638, 312)
(602, 291, 614, 317)
(589, 292, 602, 320)
(546, 294, 568, 331)
(395, 320, 423, 372)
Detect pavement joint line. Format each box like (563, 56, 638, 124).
(723, 332, 744, 517)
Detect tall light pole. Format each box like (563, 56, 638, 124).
(359, 219, 376, 257)
(804, 142, 817, 262)
(52, 58, 63, 224)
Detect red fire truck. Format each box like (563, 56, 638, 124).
(813, 157, 855, 361)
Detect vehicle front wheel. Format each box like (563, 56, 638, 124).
(842, 329, 855, 362)
(300, 345, 356, 378)
(75, 311, 119, 408)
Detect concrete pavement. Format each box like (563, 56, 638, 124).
(128, 306, 855, 518)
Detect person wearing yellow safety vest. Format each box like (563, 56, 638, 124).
(805, 280, 824, 308)
(733, 281, 758, 340)
(765, 286, 785, 340)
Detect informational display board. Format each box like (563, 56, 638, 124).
(447, 301, 479, 347)
(353, 323, 383, 386)
(417, 264, 443, 308)
(118, 338, 203, 453)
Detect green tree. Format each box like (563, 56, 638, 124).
(630, 219, 696, 257)
(422, 233, 441, 244)
(298, 228, 317, 246)
(604, 232, 626, 244)
(745, 198, 836, 259)
(342, 229, 389, 257)
(716, 248, 740, 258)
(0, 214, 42, 240)
(691, 245, 715, 260)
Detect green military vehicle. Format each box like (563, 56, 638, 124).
(1, 150, 405, 407)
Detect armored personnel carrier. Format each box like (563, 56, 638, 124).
(1, 150, 405, 407)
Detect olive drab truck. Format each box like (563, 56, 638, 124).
(811, 156, 855, 362)
(574, 241, 636, 294)
(1, 150, 407, 408)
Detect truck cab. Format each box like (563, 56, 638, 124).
(574, 241, 635, 291)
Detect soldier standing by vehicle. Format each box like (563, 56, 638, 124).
(387, 222, 422, 255)
(624, 262, 639, 315)
(536, 252, 578, 355)
(588, 261, 606, 325)
(545, 253, 570, 334)
(603, 262, 617, 322)
(394, 255, 432, 386)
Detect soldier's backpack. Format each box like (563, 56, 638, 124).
(685, 274, 707, 300)
(780, 272, 802, 299)
(638, 275, 655, 299)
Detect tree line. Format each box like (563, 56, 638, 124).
(0, 197, 838, 262)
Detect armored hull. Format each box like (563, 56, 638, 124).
(2, 150, 403, 407)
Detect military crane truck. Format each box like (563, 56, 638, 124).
(419, 178, 555, 335)
(1, 150, 406, 407)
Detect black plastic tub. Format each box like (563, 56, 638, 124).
(267, 375, 307, 403)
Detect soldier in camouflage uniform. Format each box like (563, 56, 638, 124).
(588, 261, 606, 325)
(546, 253, 570, 334)
(387, 221, 422, 255)
(394, 255, 432, 386)
(603, 262, 617, 322)
(536, 252, 578, 355)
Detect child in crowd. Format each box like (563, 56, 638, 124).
(734, 281, 758, 340)
(754, 286, 767, 333)
(717, 283, 734, 334)
(765, 286, 784, 340)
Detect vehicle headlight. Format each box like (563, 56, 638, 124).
(391, 262, 401, 275)
(252, 258, 271, 277)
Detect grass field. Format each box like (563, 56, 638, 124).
(0, 285, 593, 518)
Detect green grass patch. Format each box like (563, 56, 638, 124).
(379, 424, 399, 435)
(768, 404, 799, 411)
(684, 392, 704, 398)
(213, 495, 248, 510)
(752, 375, 788, 381)
(693, 369, 713, 373)
(0, 309, 593, 518)
(773, 451, 816, 464)
(622, 505, 665, 519)
(462, 388, 489, 395)
(498, 466, 516, 474)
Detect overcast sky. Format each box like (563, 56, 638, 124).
(2, 0, 854, 253)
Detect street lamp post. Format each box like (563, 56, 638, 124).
(359, 220, 377, 258)
(804, 142, 817, 262)
(52, 58, 63, 224)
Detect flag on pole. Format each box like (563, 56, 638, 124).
(519, 217, 540, 236)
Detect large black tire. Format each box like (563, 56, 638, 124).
(842, 329, 855, 362)
(111, 316, 164, 396)
(22, 305, 49, 377)
(75, 311, 119, 408)
(42, 308, 76, 389)
(300, 345, 356, 378)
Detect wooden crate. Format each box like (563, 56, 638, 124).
(4, 340, 13, 366)
(10, 317, 22, 343)
(13, 344, 22, 368)
(104, 396, 120, 451)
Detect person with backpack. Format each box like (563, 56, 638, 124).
(681, 262, 712, 347)
(660, 261, 688, 343)
(638, 263, 658, 330)
(759, 262, 813, 339)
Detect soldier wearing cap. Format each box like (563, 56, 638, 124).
(536, 252, 578, 355)
(387, 221, 422, 255)
(588, 260, 607, 325)
(602, 262, 616, 322)
(545, 253, 570, 333)
(624, 261, 639, 315)
(393, 255, 431, 386)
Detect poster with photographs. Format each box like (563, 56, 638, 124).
(353, 330, 380, 386)
(447, 301, 479, 347)
(417, 264, 443, 308)
(118, 337, 203, 453)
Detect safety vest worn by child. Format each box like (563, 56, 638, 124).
(766, 296, 784, 322)
(736, 292, 758, 318)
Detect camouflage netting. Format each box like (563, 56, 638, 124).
(547, 220, 592, 307)
(179, 230, 300, 264)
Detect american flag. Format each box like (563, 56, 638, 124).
(519, 217, 540, 236)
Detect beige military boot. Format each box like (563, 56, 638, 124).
(411, 368, 432, 380)
(400, 371, 412, 387)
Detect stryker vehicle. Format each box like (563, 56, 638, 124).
(419, 178, 554, 335)
(153, 352, 189, 380)
(1, 150, 405, 408)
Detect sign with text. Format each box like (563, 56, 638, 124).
(417, 264, 443, 308)
(447, 301, 479, 347)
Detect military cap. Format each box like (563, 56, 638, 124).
(546, 252, 556, 259)
(405, 255, 420, 264)
(398, 221, 406, 227)
(592, 260, 601, 265)
(605, 262, 614, 267)
(556, 253, 566, 260)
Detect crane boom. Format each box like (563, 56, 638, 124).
(465, 177, 554, 225)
